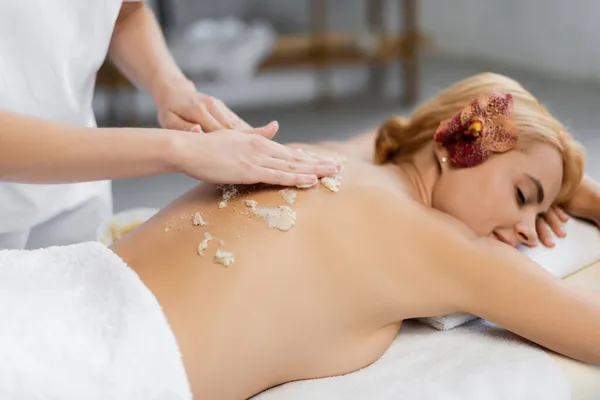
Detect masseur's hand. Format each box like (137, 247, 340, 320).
(536, 205, 570, 248)
(170, 121, 341, 186)
(155, 79, 253, 132)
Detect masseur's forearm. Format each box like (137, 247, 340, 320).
(0, 110, 176, 183)
(108, 2, 192, 99)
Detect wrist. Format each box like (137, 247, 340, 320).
(565, 175, 600, 225)
(165, 130, 209, 175)
(151, 73, 195, 105)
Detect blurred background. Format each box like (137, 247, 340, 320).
(95, 0, 600, 212)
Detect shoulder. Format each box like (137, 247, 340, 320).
(286, 130, 377, 163)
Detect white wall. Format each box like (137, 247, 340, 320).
(421, 0, 600, 82)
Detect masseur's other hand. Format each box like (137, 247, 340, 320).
(155, 79, 253, 132)
(170, 121, 341, 186)
(535, 205, 570, 248)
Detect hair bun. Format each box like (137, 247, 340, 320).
(375, 117, 411, 164)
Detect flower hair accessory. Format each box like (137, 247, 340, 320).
(433, 92, 519, 167)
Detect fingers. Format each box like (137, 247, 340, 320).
(160, 112, 198, 132)
(196, 110, 223, 132)
(251, 121, 279, 139)
(204, 96, 232, 129)
(190, 124, 203, 133)
(535, 206, 568, 248)
(243, 135, 341, 185)
(536, 218, 555, 248)
(250, 168, 318, 187)
(545, 207, 566, 238)
(553, 206, 570, 222)
(268, 144, 342, 170)
(194, 95, 251, 132)
(227, 109, 253, 130)
(172, 92, 259, 133)
(259, 156, 340, 178)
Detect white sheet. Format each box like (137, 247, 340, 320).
(253, 319, 569, 400)
(0, 242, 191, 400)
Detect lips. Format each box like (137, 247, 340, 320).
(493, 232, 514, 247)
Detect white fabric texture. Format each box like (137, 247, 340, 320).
(420, 218, 600, 330)
(0, 242, 192, 400)
(0, 0, 121, 232)
(0, 185, 113, 250)
(254, 319, 570, 400)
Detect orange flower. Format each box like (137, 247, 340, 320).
(434, 92, 519, 167)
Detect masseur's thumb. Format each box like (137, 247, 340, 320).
(252, 121, 279, 139)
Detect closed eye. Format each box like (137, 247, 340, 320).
(516, 188, 526, 206)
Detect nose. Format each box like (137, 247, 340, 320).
(514, 216, 538, 247)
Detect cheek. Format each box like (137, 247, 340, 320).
(433, 173, 480, 216)
(432, 170, 504, 232)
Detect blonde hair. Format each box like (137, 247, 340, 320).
(375, 73, 585, 204)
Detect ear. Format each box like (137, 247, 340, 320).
(434, 142, 451, 172)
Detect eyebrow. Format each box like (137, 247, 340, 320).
(527, 175, 544, 204)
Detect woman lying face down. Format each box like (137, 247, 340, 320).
(374, 73, 584, 248)
(110, 72, 600, 399)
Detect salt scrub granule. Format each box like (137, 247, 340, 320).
(214, 249, 235, 266)
(245, 200, 297, 231)
(279, 189, 297, 205)
(192, 212, 206, 226)
(218, 185, 238, 208)
(197, 232, 215, 256)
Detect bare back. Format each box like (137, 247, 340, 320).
(111, 143, 471, 399)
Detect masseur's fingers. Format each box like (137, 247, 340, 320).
(204, 96, 252, 130)
(259, 156, 340, 177)
(251, 125, 342, 168)
(536, 217, 554, 248)
(249, 121, 280, 140)
(190, 124, 203, 133)
(161, 112, 198, 132)
(251, 168, 318, 187)
(203, 96, 233, 129)
(196, 109, 224, 132)
(225, 108, 252, 130)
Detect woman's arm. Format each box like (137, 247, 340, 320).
(453, 237, 600, 364)
(108, 2, 187, 99)
(0, 111, 337, 186)
(0, 110, 174, 183)
(564, 174, 600, 225)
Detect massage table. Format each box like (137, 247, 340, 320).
(549, 260, 600, 399)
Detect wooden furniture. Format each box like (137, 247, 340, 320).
(258, 0, 427, 105)
(96, 0, 427, 125)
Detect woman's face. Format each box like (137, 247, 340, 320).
(432, 143, 563, 247)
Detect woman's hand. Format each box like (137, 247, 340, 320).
(170, 121, 341, 186)
(536, 206, 570, 248)
(155, 80, 253, 132)
(536, 175, 600, 247)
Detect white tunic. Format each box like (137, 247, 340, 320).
(0, 0, 139, 233)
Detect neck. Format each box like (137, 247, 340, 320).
(392, 143, 440, 207)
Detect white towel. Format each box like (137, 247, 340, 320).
(0, 242, 192, 400)
(253, 319, 570, 400)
